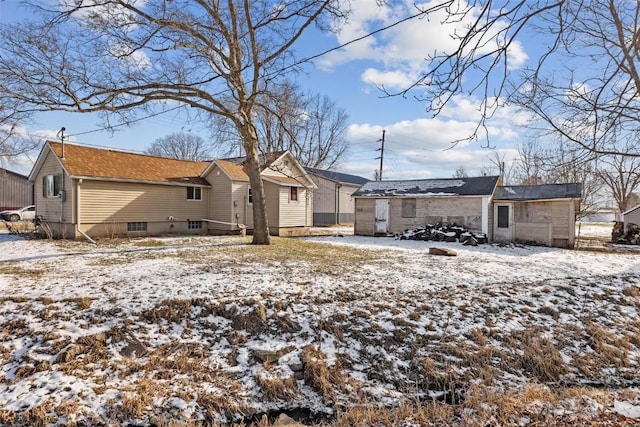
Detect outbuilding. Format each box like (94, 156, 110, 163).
(492, 183, 582, 248)
(305, 168, 368, 225)
(622, 204, 640, 233)
(0, 168, 34, 210)
(352, 176, 500, 236)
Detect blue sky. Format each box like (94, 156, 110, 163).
(1, 0, 528, 179)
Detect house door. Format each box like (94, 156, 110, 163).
(494, 203, 513, 242)
(375, 199, 389, 234)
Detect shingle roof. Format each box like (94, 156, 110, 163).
(305, 167, 369, 186)
(352, 176, 500, 197)
(493, 183, 582, 200)
(47, 141, 211, 185)
(215, 159, 249, 180)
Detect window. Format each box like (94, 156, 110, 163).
(188, 220, 202, 229)
(497, 205, 509, 228)
(127, 222, 147, 232)
(42, 174, 62, 198)
(290, 186, 298, 201)
(401, 198, 416, 218)
(187, 186, 202, 200)
(247, 187, 253, 205)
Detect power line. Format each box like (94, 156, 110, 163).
(67, 105, 185, 138)
(17, 6, 432, 143)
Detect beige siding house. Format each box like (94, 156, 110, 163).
(305, 168, 368, 225)
(490, 183, 582, 248)
(201, 152, 315, 236)
(353, 176, 499, 236)
(0, 168, 33, 210)
(29, 141, 315, 239)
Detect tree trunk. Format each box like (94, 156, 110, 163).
(244, 138, 271, 245)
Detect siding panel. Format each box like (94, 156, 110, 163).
(0, 170, 33, 210)
(80, 180, 208, 223)
(354, 198, 375, 235)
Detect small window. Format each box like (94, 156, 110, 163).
(247, 187, 253, 205)
(187, 186, 202, 200)
(127, 222, 147, 232)
(188, 220, 202, 229)
(290, 186, 298, 201)
(401, 198, 416, 218)
(42, 174, 62, 198)
(497, 205, 509, 228)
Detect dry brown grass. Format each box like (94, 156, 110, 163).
(0, 265, 44, 279)
(302, 344, 346, 401)
(255, 371, 298, 401)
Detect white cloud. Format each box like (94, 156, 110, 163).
(342, 93, 524, 179)
(318, 0, 529, 93)
(360, 68, 418, 91)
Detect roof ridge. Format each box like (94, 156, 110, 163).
(46, 140, 210, 164)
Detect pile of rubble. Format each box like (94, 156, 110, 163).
(395, 224, 488, 246)
(612, 222, 640, 245)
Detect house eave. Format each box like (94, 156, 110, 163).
(493, 197, 580, 203)
(70, 175, 212, 187)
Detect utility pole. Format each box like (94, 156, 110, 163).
(376, 129, 386, 181)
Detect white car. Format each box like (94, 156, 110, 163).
(0, 205, 36, 222)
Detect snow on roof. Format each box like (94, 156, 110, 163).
(352, 175, 500, 197)
(493, 183, 582, 201)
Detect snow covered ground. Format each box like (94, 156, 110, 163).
(1, 224, 640, 425)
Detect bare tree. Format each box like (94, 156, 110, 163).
(596, 155, 640, 214)
(452, 166, 469, 178)
(510, 2, 640, 157)
(211, 83, 349, 169)
(0, 100, 39, 168)
(373, 1, 640, 159)
(511, 138, 604, 218)
(146, 133, 213, 161)
(0, 0, 348, 245)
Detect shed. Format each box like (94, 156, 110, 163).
(492, 183, 582, 248)
(352, 176, 500, 236)
(0, 168, 34, 210)
(622, 205, 640, 232)
(305, 167, 368, 225)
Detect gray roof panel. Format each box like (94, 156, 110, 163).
(305, 167, 369, 186)
(493, 183, 582, 200)
(352, 175, 500, 197)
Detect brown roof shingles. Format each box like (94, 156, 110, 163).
(48, 141, 211, 186)
(215, 159, 250, 180)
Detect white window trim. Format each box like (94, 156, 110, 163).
(187, 186, 202, 201)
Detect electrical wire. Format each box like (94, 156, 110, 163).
(34, 6, 432, 141)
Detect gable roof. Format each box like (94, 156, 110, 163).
(353, 175, 500, 198)
(622, 204, 640, 216)
(31, 141, 210, 186)
(209, 151, 315, 187)
(493, 183, 582, 201)
(305, 167, 369, 186)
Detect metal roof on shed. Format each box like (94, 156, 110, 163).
(305, 167, 369, 186)
(493, 183, 582, 200)
(352, 175, 500, 197)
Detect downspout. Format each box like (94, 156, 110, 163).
(335, 183, 342, 224)
(75, 178, 96, 244)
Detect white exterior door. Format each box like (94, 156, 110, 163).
(494, 203, 513, 242)
(375, 199, 389, 234)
